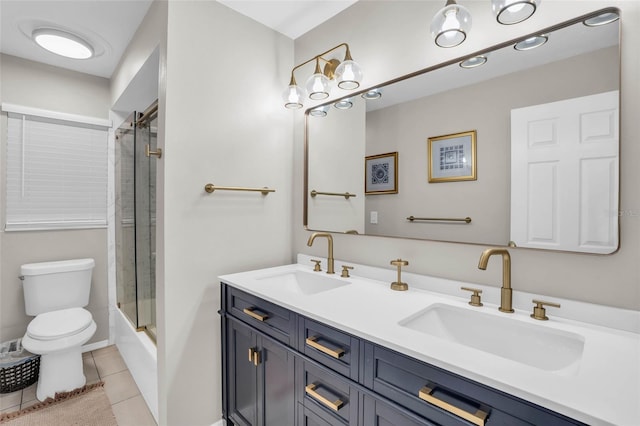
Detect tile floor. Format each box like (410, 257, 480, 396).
(0, 345, 156, 426)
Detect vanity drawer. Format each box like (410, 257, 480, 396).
(297, 402, 346, 426)
(364, 343, 584, 426)
(297, 359, 359, 425)
(226, 286, 296, 346)
(299, 317, 360, 381)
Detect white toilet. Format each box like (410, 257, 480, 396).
(20, 258, 97, 401)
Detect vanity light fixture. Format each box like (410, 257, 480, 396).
(460, 55, 487, 69)
(282, 43, 363, 109)
(32, 28, 94, 59)
(583, 11, 619, 27)
(430, 0, 472, 48)
(361, 88, 382, 100)
(306, 57, 331, 100)
(334, 98, 353, 110)
(491, 0, 540, 25)
(514, 34, 548, 51)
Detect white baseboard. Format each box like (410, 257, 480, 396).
(211, 420, 226, 426)
(82, 339, 109, 353)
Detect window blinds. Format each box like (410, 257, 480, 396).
(5, 106, 110, 231)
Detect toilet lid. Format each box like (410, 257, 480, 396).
(27, 308, 93, 341)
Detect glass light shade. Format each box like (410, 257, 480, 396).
(514, 35, 547, 51)
(306, 72, 330, 100)
(283, 84, 305, 109)
(492, 0, 540, 25)
(310, 105, 329, 117)
(334, 98, 353, 110)
(33, 28, 94, 59)
(335, 60, 363, 90)
(583, 12, 619, 27)
(430, 1, 472, 48)
(460, 55, 487, 69)
(362, 89, 382, 100)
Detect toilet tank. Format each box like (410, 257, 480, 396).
(21, 258, 95, 316)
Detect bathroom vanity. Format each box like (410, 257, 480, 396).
(219, 256, 639, 426)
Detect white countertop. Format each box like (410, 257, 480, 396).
(219, 255, 640, 426)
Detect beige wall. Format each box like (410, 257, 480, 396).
(159, 2, 294, 424)
(0, 54, 111, 343)
(294, 1, 640, 310)
(364, 46, 618, 243)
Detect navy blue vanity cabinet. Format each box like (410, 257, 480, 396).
(362, 394, 439, 426)
(363, 343, 586, 426)
(225, 317, 295, 426)
(299, 317, 360, 381)
(221, 283, 587, 426)
(226, 286, 297, 347)
(296, 358, 359, 425)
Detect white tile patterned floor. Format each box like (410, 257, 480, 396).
(0, 345, 156, 426)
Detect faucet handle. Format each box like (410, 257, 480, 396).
(530, 299, 561, 321)
(461, 287, 483, 307)
(340, 265, 353, 278)
(390, 259, 409, 291)
(311, 259, 322, 272)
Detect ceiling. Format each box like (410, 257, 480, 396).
(0, 0, 357, 79)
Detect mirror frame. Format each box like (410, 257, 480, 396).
(303, 7, 621, 253)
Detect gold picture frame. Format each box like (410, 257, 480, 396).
(365, 152, 398, 195)
(428, 130, 477, 183)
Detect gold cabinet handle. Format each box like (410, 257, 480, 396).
(305, 383, 344, 412)
(305, 336, 345, 359)
(243, 308, 269, 322)
(419, 386, 488, 426)
(247, 348, 261, 366)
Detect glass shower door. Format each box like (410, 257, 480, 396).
(115, 102, 157, 341)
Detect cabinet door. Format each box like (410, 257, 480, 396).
(259, 334, 295, 426)
(362, 394, 437, 426)
(228, 318, 259, 426)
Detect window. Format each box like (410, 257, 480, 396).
(3, 104, 110, 231)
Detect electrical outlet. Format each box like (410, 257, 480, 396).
(370, 211, 378, 224)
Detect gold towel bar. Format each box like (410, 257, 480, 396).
(407, 216, 471, 223)
(310, 190, 356, 199)
(204, 183, 275, 195)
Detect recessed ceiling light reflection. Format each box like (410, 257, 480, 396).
(361, 89, 382, 100)
(460, 55, 487, 69)
(32, 28, 94, 59)
(583, 12, 619, 27)
(514, 35, 548, 51)
(310, 105, 329, 117)
(334, 98, 353, 110)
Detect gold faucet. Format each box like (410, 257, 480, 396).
(307, 232, 335, 274)
(477, 248, 514, 313)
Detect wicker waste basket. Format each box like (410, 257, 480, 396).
(0, 338, 40, 393)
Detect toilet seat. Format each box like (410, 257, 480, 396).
(27, 308, 93, 340)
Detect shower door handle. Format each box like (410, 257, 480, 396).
(145, 144, 162, 159)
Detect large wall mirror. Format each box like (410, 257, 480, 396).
(305, 9, 620, 254)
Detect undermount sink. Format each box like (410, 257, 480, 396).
(255, 270, 350, 295)
(399, 304, 585, 373)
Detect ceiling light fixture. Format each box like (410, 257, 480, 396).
(492, 0, 541, 25)
(514, 34, 548, 51)
(282, 43, 363, 109)
(32, 28, 94, 59)
(430, 0, 472, 48)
